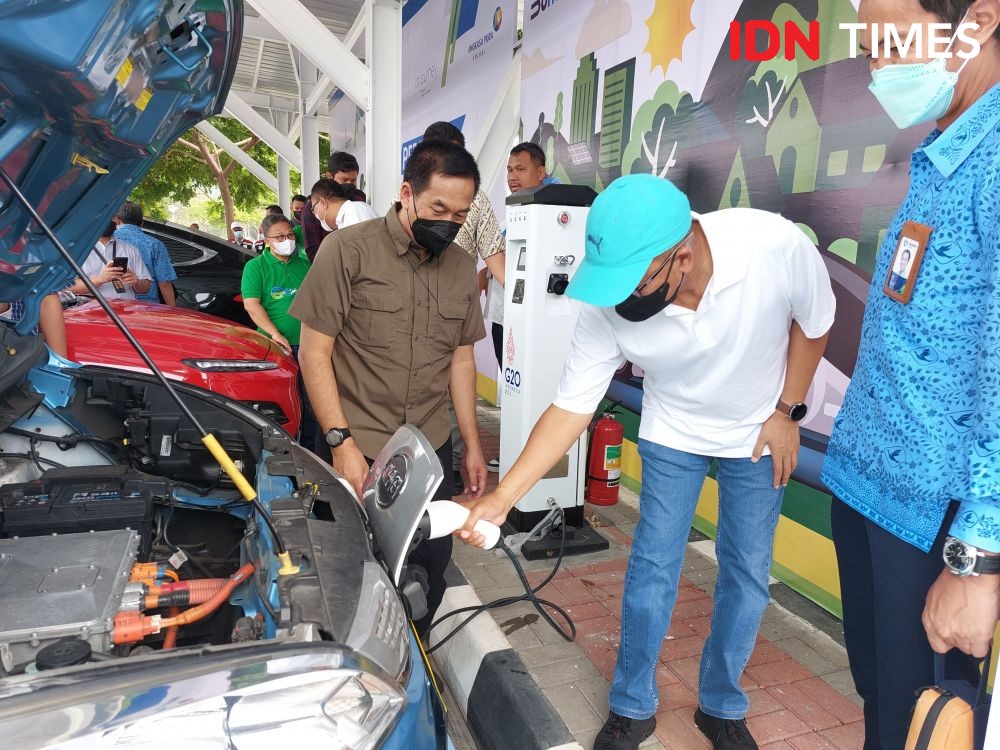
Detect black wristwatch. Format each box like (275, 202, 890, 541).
(324, 427, 352, 448)
(776, 399, 808, 422)
(943, 537, 1000, 576)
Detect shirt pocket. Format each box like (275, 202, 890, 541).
(433, 297, 468, 348)
(352, 292, 403, 348)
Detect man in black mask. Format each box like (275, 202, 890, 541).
(459, 175, 835, 750)
(291, 139, 487, 637)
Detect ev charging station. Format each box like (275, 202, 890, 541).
(500, 185, 609, 559)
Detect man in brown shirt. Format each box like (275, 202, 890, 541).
(292, 138, 487, 635)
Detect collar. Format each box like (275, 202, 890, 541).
(923, 81, 1000, 177)
(694, 211, 752, 300)
(386, 202, 429, 261)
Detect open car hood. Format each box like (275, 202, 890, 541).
(0, 0, 242, 333)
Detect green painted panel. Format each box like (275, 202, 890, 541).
(780, 482, 833, 540)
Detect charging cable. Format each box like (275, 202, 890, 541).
(424, 503, 576, 655)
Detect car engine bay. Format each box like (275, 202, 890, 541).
(0, 352, 410, 682)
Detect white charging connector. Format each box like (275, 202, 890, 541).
(424, 501, 502, 549)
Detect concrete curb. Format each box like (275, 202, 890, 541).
(430, 582, 583, 750)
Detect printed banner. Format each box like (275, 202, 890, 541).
(520, 0, 928, 490)
(402, 0, 515, 171)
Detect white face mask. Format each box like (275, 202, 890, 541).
(868, 6, 975, 129)
(233, 230, 244, 241)
(272, 238, 296, 257)
(315, 201, 334, 232)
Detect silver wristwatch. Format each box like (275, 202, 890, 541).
(942, 536, 1000, 577)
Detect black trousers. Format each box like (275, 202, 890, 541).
(409, 438, 454, 637)
(831, 499, 980, 750)
(491, 322, 503, 370)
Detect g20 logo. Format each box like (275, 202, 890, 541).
(504, 368, 522, 388)
(529, 0, 558, 21)
(493, 7, 502, 32)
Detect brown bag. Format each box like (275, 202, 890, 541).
(906, 649, 992, 750)
(904, 687, 974, 750)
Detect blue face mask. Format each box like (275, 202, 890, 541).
(868, 9, 974, 129)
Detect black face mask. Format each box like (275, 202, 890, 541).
(292, 210, 302, 220)
(410, 196, 461, 258)
(615, 253, 684, 322)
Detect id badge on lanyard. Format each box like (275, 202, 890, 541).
(883, 220, 932, 304)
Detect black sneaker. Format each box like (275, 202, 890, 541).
(694, 708, 758, 750)
(594, 712, 656, 750)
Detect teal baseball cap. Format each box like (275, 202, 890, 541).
(568, 174, 692, 307)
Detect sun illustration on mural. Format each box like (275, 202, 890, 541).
(644, 0, 696, 75)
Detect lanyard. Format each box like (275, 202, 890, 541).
(92, 239, 118, 264)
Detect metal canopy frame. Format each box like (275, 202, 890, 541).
(213, 0, 523, 214)
(210, 0, 401, 211)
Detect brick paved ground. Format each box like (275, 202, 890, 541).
(450, 404, 864, 750)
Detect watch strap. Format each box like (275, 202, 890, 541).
(777, 399, 806, 420)
(973, 551, 1000, 575)
(325, 427, 352, 446)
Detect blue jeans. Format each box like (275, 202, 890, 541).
(610, 440, 784, 721)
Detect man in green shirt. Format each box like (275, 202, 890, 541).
(241, 214, 315, 443)
(241, 214, 310, 351)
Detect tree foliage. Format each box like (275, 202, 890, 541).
(130, 116, 278, 231)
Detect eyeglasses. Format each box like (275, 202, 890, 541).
(267, 233, 296, 241)
(631, 232, 692, 297)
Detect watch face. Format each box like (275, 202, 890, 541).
(944, 539, 976, 575)
(789, 403, 808, 421)
(325, 429, 344, 447)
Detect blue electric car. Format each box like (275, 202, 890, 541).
(0, 2, 449, 747)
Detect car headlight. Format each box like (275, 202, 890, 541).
(0, 646, 406, 749)
(181, 359, 279, 372)
(345, 561, 411, 681)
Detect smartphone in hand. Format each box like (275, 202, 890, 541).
(111, 256, 128, 293)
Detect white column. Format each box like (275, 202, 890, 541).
(274, 112, 291, 210)
(366, 0, 402, 212)
(301, 115, 321, 195)
(277, 157, 291, 210)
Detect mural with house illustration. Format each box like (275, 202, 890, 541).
(522, 0, 930, 496)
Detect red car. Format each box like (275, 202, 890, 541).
(63, 298, 302, 436)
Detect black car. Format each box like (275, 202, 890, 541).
(143, 219, 255, 326)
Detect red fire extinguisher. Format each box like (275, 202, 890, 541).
(586, 402, 624, 506)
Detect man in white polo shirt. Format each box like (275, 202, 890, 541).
(67, 221, 152, 301)
(460, 175, 835, 750)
